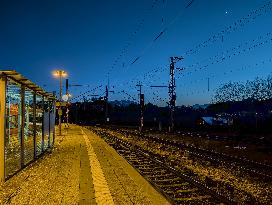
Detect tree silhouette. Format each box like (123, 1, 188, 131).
(213, 74, 272, 103)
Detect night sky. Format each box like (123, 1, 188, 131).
(1, 0, 272, 106)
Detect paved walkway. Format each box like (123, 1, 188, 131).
(0, 125, 170, 205)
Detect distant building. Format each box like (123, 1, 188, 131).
(197, 115, 233, 126)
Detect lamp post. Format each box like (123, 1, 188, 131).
(53, 70, 67, 136)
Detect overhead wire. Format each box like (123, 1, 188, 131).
(82, 1, 272, 106)
(129, 0, 196, 66)
(107, 0, 162, 75)
(184, 1, 272, 57)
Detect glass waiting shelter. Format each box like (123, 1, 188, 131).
(0, 70, 56, 182)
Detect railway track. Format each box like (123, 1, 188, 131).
(147, 135, 272, 180)
(114, 128, 272, 180)
(94, 129, 236, 205)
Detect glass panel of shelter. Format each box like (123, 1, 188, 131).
(36, 94, 43, 156)
(5, 79, 22, 177)
(49, 101, 55, 148)
(43, 99, 50, 150)
(24, 88, 35, 165)
(4, 77, 55, 178)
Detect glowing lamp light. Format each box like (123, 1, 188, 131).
(52, 70, 68, 78)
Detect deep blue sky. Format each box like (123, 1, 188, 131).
(1, 0, 272, 105)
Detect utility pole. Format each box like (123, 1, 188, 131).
(65, 79, 69, 125)
(150, 85, 168, 131)
(169, 56, 183, 132)
(136, 82, 144, 132)
(208, 77, 210, 92)
(59, 74, 62, 135)
(53, 70, 67, 136)
(105, 77, 114, 124)
(66, 79, 68, 95)
(105, 85, 109, 123)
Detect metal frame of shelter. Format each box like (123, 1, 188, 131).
(0, 70, 56, 182)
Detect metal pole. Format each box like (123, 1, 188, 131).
(106, 74, 109, 124)
(136, 82, 144, 131)
(208, 77, 210, 92)
(140, 93, 144, 132)
(59, 73, 62, 136)
(42, 96, 45, 152)
(20, 85, 25, 168)
(105, 85, 108, 123)
(66, 79, 69, 125)
(169, 57, 175, 132)
(66, 108, 69, 125)
(48, 102, 51, 148)
(168, 56, 183, 132)
(140, 86, 143, 131)
(33, 93, 37, 159)
(52, 91, 56, 146)
(0, 75, 7, 183)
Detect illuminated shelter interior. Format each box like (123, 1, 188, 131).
(0, 70, 56, 182)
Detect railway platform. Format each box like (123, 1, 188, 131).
(0, 124, 170, 205)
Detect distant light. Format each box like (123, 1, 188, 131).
(62, 94, 69, 102)
(225, 11, 228, 14)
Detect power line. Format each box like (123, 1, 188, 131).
(71, 85, 103, 102)
(177, 32, 272, 79)
(129, 0, 195, 67)
(107, 0, 163, 75)
(184, 1, 272, 57)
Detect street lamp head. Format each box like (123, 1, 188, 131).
(52, 70, 68, 78)
(62, 71, 68, 77)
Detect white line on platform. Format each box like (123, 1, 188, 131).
(81, 128, 114, 205)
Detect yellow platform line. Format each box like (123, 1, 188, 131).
(81, 129, 114, 205)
